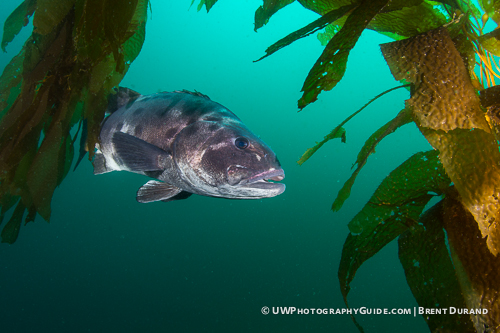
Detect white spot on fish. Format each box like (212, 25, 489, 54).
(170, 108, 182, 117)
(211, 141, 229, 149)
(227, 165, 247, 171)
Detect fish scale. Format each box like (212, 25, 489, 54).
(93, 87, 285, 202)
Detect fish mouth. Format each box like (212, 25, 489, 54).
(239, 168, 286, 195)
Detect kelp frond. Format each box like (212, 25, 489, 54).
(297, 84, 410, 166)
(0, 0, 149, 242)
(197, 1, 500, 331)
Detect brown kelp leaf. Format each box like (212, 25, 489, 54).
(0, 50, 24, 114)
(381, 27, 489, 132)
(382, 27, 500, 256)
(398, 201, 475, 333)
(26, 120, 64, 221)
(339, 217, 410, 329)
(332, 108, 412, 212)
(298, 85, 410, 166)
(381, 28, 489, 131)
(89, 54, 122, 94)
(0, 194, 20, 227)
(192, 0, 218, 13)
(348, 150, 450, 235)
(442, 189, 500, 332)
(480, 85, 500, 141)
(317, 24, 341, 46)
(57, 135, 75, 186)
(74, 0, 141, 65)
(480, 84, 500, 108)
(369, 2, 448, 40)
(316, 1, 444, 45)
(298, 0, 359, 16)
(0, 15, 72, 172)
(103, 0, 139, 52)
(124, 8, 147, 63)
(297, 126, 345, 165)
(33, 0, 76, 35)
(83, 87, 110, 160)
(1, 0, 36, 52)
(0, 0, 149, 238)
(1, 200, 26, 244)
(255, 3, 356, 62)
(423, 128, 500, 256)
(339, 150, 451, 331)
(298, 0, 390, 110)
(480, 0, 500, 24)
(451, 31, 477, 79)
(479, 32, 500, 57)
(254, 0, 295, 31)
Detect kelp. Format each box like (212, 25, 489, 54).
(297, 126, 346, 166)
(0, 0, 149, 242)
(337, 22, 500, 331)
(297, 84, 410, 166)
(254, 0, 295, 31)
(1, 0, 36, 52)
(297, 85, 412, 212)
(382, 27, 500, 256)
(481, 85, 500, 141)
(443, 189, 500, 331)
(254, 4, 357, 62)
(398, 201, 475, 333)
(254, 0, 452, 109)
(193, 0, 500, 331)
(369, 2, 449, 40)
(191, 0, 218, 13)
(297, 0, 391, 110)
(332, 108, 412, 212)
(1, 0, 498, 331)
(480, 0, 500, 24)
(345, 150, 450, 235)
(338, 150, 451, 328)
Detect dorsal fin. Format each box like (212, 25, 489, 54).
(173, 89, 211, 100)
(107, 87, 141, 114)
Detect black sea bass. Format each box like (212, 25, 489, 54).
(93, 88, 285, 202)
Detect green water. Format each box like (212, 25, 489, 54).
(0, 1, 434, 332)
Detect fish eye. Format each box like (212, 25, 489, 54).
(234, 137, 249, 149)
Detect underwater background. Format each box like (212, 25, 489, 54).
(0, 1, 435, 332)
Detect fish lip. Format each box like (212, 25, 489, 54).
(240, 168, 285, 185)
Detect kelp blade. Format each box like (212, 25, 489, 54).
(332, 108, 412, 212)
(1, 0, 36, 51)
(347, 149, 450, 238)
(255, 4, 357, 62)
(298, 0, 391, 110)
(398, 201, 475, 332)
(382, 27, 500, 256)
(254, 0, 295, 31)
(192, 0, 218, 13)
(297, 126, 345, 165)
(297, 84, 410, 167)
(339, 150, 451, 330)
(442, 189, 500, 331)
(0, 0, 149, 240)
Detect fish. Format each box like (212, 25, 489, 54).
(93, 87, 285, 203)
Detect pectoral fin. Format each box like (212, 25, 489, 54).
(93, 151, 111, 175)
(112, 132, 171, 172)
(162, 191, 193, 202)
(137, 180, 183, 203)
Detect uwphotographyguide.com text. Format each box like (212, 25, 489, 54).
(261, 306, 488, 316)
